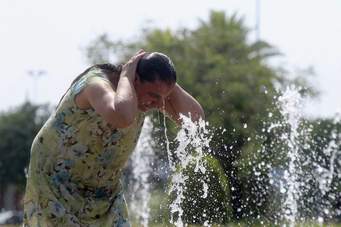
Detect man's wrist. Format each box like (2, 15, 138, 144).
(120, 72, 135, 83)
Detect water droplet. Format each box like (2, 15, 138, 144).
(280, 187, 286, 193)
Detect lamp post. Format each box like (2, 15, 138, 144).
(256, 0, 261, 41)
(27, 70, 46, 102)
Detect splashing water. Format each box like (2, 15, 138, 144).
(264, 87, 341, 225)
(164, 108, 174, 171)
(128, 88, 340, 226)
(167, 114, 212, 227)
(314, 112, 341, 222)
(277, 86, 304, 225)
(317, 113, 341, 196)
(130, 117, 155, 227)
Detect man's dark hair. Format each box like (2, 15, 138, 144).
(137, 52, 176, 85)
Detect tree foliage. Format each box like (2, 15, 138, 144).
(0, 102, 49, 191)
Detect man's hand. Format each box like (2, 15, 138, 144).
(120, 50, 146, 82)
(81, 50, 147, 129)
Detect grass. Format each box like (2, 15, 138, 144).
(2, 222, 341, 227)
(143, 224, 341, 227)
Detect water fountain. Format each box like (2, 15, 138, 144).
(265, 86, 341, 226)
(168, 115, 212, 227)
(278, 86, 304, 225)
(128, 87, 340, 227)
(129, 117, 155, 227)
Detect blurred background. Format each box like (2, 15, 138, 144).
(0, 0, 340, 226)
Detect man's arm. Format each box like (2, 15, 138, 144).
(162, 83, 205, 125)
(76, 51, 145, 129)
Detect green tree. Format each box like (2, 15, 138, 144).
(300, 118, 341, 220)
(0, 102, 49, 191)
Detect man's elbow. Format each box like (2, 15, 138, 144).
(192, 99, 205, 120)
(198, 107, 205, 120)
(182, 104, 205, 123)
(192, 107, 205, 122)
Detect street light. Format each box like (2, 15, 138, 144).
(256, 0, 261, 41)
(27, 70, 46, 102)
